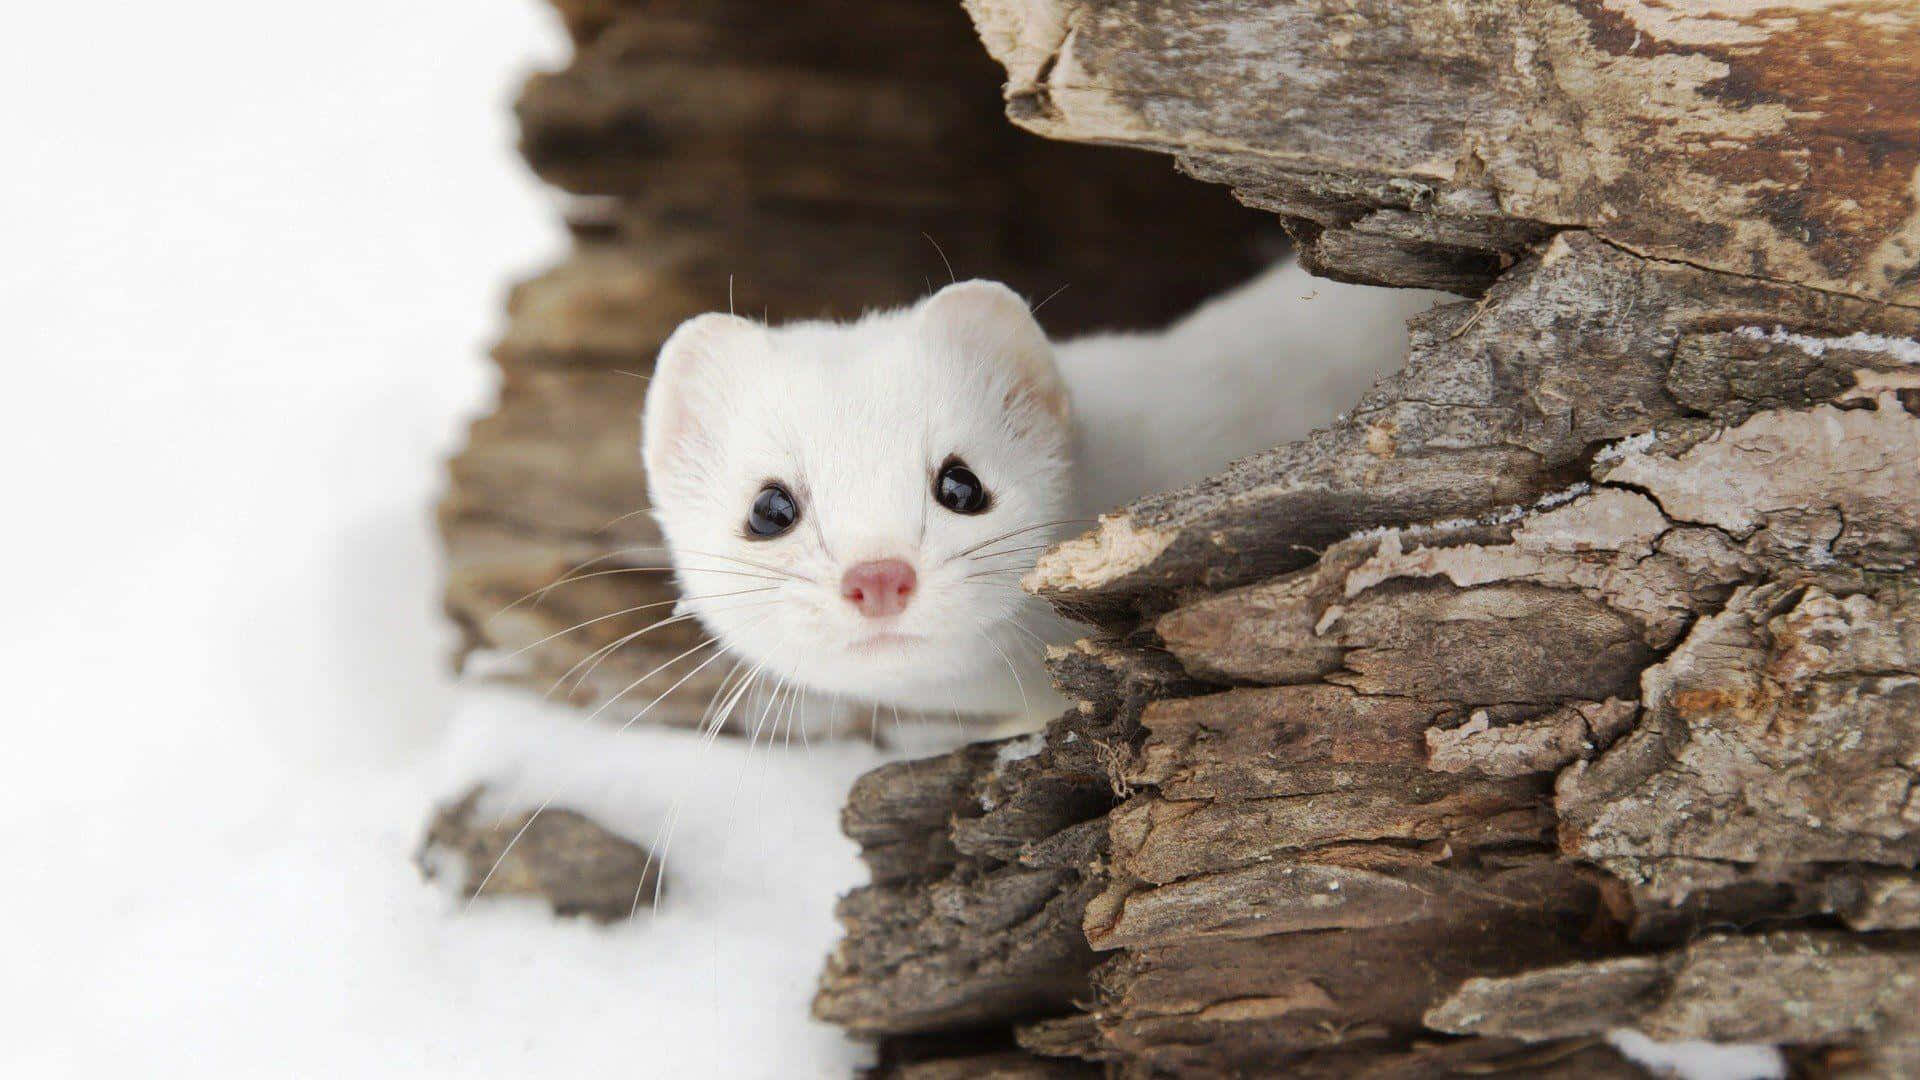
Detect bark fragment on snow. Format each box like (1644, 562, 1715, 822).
(415, 786, 661, 922)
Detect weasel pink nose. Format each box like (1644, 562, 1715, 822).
(841, 559, 916, 618)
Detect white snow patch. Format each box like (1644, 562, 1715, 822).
(1735, 325, 1920, 366)
(1345, 482, 1593, 543)
(1595, 430, 1658, 463)
(995, 732, 1047, 766)
(1609, 1030, 1787, 1080)
(981, 732, 1048, 808)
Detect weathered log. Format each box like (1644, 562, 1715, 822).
(439, 0, 1275, 721)
(815, 641, 1204, 1038)
(965, 0, 1920, 306)
(1030, 232, 1919, 606)
(815, 4, 1920, 1070)
(1429, 931, 1920, 1072)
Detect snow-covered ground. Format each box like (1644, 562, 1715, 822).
(1, 4, 943, 1076)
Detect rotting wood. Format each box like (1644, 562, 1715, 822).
(820, 3, 1920, 1055)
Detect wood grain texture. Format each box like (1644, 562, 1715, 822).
(967, 0, 1920, 305)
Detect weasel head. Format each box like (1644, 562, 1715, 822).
(641, 280, 1073, 715)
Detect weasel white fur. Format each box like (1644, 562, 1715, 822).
(641, 261, 1446, 722)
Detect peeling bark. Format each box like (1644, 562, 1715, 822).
(824, 5, 1920, 1055)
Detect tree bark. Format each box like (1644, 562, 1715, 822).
(819, 2, 1920, 1074)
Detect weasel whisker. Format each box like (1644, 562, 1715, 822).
(483, 586, 778, 676)
(484, 542, 750, 621)
(966, 542, 1057, 559)
(671, 546, 820, 584)
(548, 595, 784, 701)
(1002, 612, 1054, 652)
(1030, 281, 1070, 314)
(465, 794, 555, 911)
(963, 565, 1036, 582)
(697, 655, 752, 735)
(612, 617, 771, 735)
(592, 503, 654, 535)
(485, 545, 814, 626)
(974, 627, 1029, 713)
(922, 231, 956, 285)
(949, 518, 1096, 562)
(547, 613, 699, 700)
(580, 633, 726, 727)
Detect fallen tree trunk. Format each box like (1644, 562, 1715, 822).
(819, 2, 1920, 1074)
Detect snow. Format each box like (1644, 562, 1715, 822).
(1, 4, 953, 1076)
(1610, 1029, 1787, 1080)
(1734, 324, 1920, 366)
(994, 731, 1046, 766)
(1595, 430, 1659, 463)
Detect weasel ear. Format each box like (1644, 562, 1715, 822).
(918, 280, 1069, 425)
(642, 312, 762, 485)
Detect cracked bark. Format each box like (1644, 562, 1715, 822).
(819, 3, 1920, 1074)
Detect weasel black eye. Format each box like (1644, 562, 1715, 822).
(934, 458, 991, 514)
(746, 483, 799, 538)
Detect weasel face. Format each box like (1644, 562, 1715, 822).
(641, 281, 1076, 716)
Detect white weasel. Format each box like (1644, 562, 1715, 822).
(641, 261, 1446, 722)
